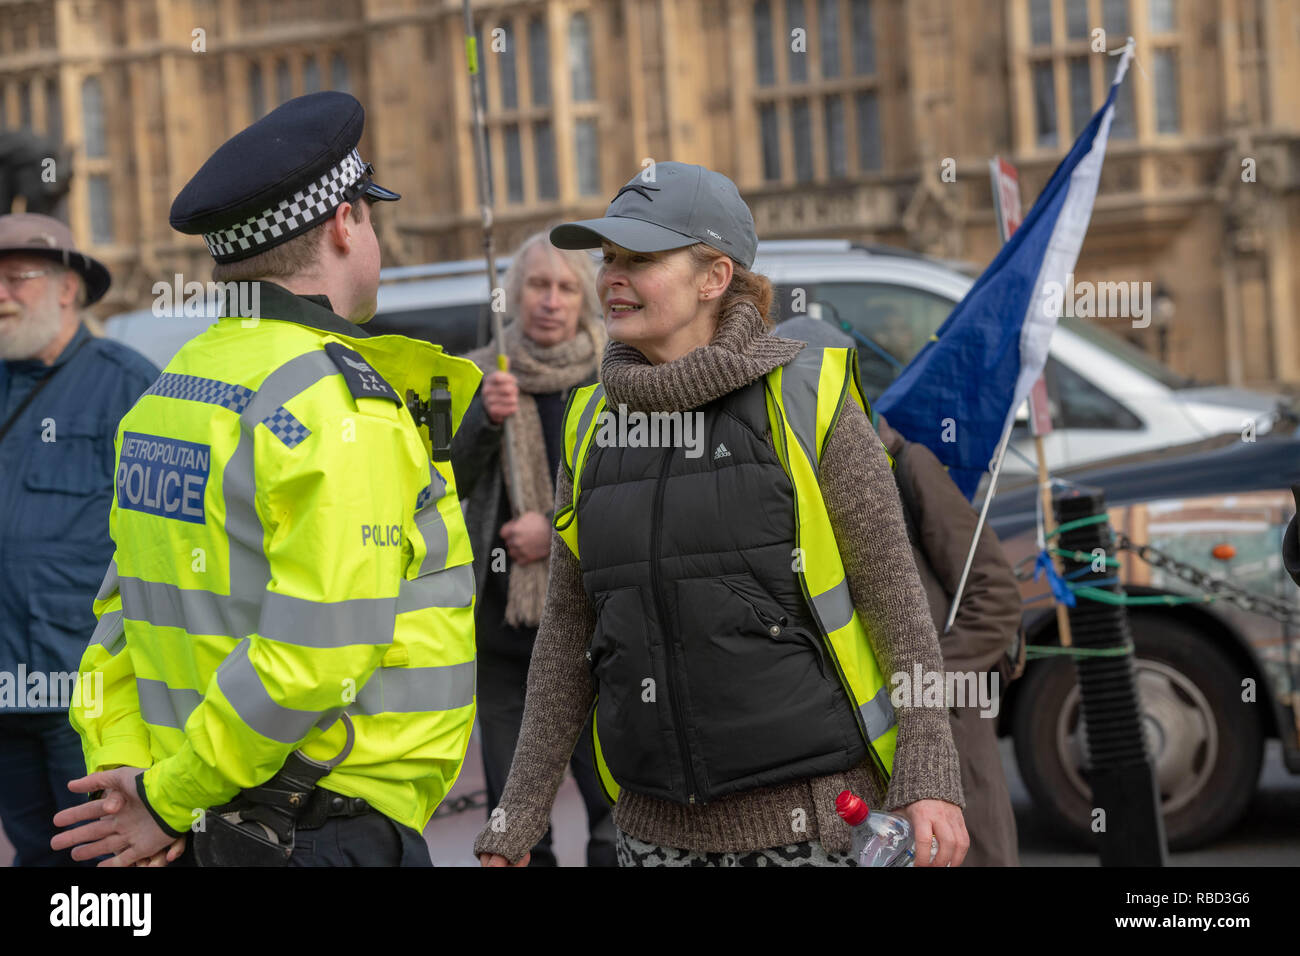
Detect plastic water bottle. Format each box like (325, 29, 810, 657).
(836, 790, 915, 867)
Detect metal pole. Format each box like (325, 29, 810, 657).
(463, 0, 523, 516)
(943, 410, 1014, 634)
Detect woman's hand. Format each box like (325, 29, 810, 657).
(479, 851, 531, 867)
(899, 799, 969, 867)
(482, 370, 520, 424)
(501, 511, 552, 565)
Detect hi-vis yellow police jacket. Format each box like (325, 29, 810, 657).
(556, 346, 899, 804)
(70, 284, 481, 834)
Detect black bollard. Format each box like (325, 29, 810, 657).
(1054, 486, 1168, 866)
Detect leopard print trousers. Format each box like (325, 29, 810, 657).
(616, 829, 856, 867)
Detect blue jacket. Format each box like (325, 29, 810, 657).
(0, 325, 157, 711)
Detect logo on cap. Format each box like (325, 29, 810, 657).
(613, 183, 660, 203)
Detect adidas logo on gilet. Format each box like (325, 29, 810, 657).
(712, 443, 731, 461)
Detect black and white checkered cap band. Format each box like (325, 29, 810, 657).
(202, 147, 366, 261)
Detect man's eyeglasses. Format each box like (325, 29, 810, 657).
(0, 268, 51, 291)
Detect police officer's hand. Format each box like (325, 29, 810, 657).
(482, 370, 520, 424)
(501, 511, 552, 565)
(899, 798, 969, 867)
(478, 851, 531, 867)
(51, 767, 173, 866)
(135, 836, 187, 867)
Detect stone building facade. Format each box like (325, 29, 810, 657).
(1, 0, 1296, 387)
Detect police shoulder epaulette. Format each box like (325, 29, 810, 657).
(323, 342, 401, 406)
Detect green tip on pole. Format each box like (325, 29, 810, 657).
(466, 36, 478, 74)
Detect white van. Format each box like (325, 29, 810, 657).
(105, 240, 1286, 475)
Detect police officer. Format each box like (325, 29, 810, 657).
(51, 92, 482, 867)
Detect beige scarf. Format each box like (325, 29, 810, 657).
(469, 320, 602, 627)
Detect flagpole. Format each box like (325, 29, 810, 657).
(463, 0, 523, 517)
(943, 411, 1014, 633)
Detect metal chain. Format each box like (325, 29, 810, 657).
(431, 788, 489, 819)
(1112, 532, 1300, 625)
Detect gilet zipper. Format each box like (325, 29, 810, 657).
(650, 448, 698, 804)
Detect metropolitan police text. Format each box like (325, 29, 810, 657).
(116, 431, 212, 524)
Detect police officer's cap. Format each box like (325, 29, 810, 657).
(170, 91, 400, 264)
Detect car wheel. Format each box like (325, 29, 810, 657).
(1012, 614, 1264, 851)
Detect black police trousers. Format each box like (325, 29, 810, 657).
(172, 810, 432, 867)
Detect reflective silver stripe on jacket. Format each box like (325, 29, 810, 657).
(117, 576, 398, 649)
(95, 559, 118, 603)
(779, 347, 825, 474)
(397, 563, 475, 614)
(569, 384, 606, 476)
(809, 577, 855, 634)
(415, 500, 450, 576)
(136, 678, 203, 730)
(260, 591, 398, 648)
(215, 640, 340, 745)
(353, 660, 475, 715)
(91, 610, 127, 656)
(119, 576, 259, 639)
(859, 685, 897, 740)
(226, 350, 342, 613)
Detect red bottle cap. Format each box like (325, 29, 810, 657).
(836, 789, 869, 826)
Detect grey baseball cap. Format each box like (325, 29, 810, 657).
(550, 161, 758, 269)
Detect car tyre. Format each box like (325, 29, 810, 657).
(1012, 614, 1264, 851)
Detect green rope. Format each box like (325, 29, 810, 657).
(1025, 644, 1134, 659)
(1046, 513, 1110, 538)
(1070, 586, 1213, 607)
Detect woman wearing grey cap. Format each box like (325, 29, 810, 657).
(473, 162, 968, 867)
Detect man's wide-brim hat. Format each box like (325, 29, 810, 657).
(0, 213, 111, 304)
(169, 91, 400, 264)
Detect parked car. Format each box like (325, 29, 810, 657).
(104, 241, 1290, 475)
(753, 240, 1292, 476)
(988, 424, 1300, 849)
(101, 258, 514, 369)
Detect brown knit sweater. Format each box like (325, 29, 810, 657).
(472, 302, 964, 862)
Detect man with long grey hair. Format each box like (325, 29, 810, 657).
(452, 230, 611, 865)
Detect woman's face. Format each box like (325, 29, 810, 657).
(597, 241, 721, 363)
(518, 244, 583, 347)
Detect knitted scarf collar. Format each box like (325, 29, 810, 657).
(601, 301, 805, 413)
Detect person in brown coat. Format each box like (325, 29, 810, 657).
(773, 315, 1022, 865)
(874, 412, 1024, 866)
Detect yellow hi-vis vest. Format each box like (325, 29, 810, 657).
(556, 345, 898, 804)
(70, 304, 482, 834)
